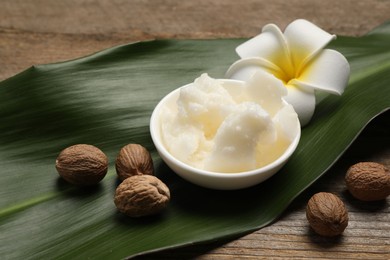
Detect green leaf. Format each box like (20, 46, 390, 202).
(1, 21, 389, 259)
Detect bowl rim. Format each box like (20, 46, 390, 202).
(150, 79, 301, 180)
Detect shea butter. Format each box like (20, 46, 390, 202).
(159, 72, 299, 173)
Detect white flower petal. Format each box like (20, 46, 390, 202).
(226, 57, 284, 82)
(236, 24, 285, 58)
(292, 49, 350, 95)
(283, 85, 316, 126)
(284, 19, 336, 74)
(227, 20, 349, 127)
(236, 24, 294, 77)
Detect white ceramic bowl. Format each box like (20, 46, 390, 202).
(150, 79, 301, 190)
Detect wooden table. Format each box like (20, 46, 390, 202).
(1, 1, 389, 259)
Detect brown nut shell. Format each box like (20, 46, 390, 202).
(114, 175, 170, 217)
(306, 192, 348, 237)
(345, 162, 390, 201)
(115, 144, 154, 181)
(56, 144, 108, 185)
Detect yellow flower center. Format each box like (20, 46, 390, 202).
(274, 67, 297, 86)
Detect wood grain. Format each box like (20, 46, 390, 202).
(1, 0, 389, 259)
(1, 0, 389, 81)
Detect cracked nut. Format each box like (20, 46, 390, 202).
(306, 192, 348, 237)
(114, 175, 170, 217)
(115, 144, 154, 181)
(56, 144, 108, 185)
(345, 162, 390, 201)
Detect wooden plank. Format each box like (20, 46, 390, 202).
(1, 0, 389, 80)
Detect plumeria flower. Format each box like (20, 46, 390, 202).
(226, 19, 350, 126)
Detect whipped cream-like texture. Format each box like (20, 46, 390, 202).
(159, 72, 299, 173)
